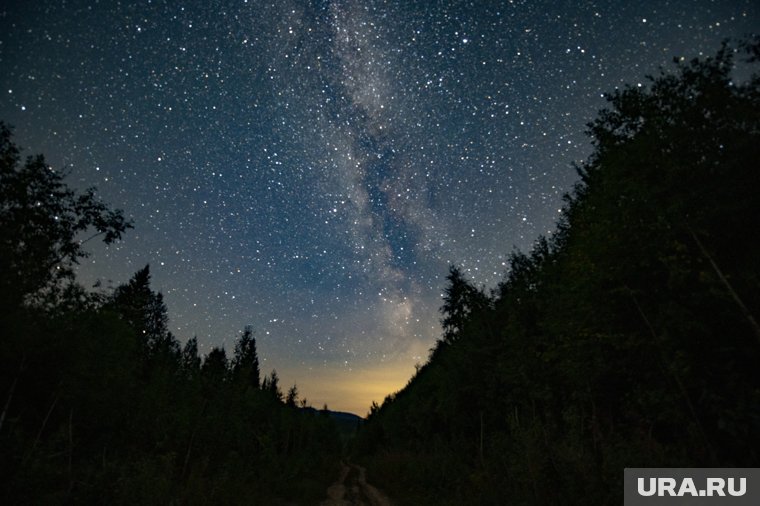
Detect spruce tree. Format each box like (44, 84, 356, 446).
(232, 325, 261, 389)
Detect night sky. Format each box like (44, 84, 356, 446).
(1, 0, 756, 414)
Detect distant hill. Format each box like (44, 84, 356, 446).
(302, 408, 363, 442)
(328, 409, 363, 423)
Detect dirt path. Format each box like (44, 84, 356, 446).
(321, 461, 394, 506)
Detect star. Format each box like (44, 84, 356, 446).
(0, 0, 756, 414)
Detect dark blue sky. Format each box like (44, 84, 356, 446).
(1, 0, 756, 413)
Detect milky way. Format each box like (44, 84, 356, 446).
(1, 0, 756, 413)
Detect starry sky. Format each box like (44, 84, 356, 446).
(1, 0, 757, 415)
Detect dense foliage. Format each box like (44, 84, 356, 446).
(353, 41, 760, 505)
(0, 125, 341, 504)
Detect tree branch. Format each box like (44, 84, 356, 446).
(689, 228, 760, 345)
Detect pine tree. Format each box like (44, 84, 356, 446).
(232, 325, 261, 389)
(262, 369, 282, 401)
(182, 336, 201, 375)
(440, 265, 489, 344)
(109, 265, 172, 354)
(201, 347, 229, 383)
(285, 384, 299, 407)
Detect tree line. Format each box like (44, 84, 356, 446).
(0, 123, 341, 504)
(352, 39, 760, 505)
(3, 37, 759, 505)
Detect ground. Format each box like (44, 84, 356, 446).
(321, 461, 394, 506)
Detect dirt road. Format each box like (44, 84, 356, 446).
(321, 461, 394, 506)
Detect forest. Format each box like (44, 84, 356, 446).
(0, 131, 341, 501)
(351, 40, 760, 504)
(2, 39, 760, 504)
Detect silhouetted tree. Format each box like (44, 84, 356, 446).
(0, 122, 131, 309)
(182, 336, 201, 375)
(440, 265, 489, 344)
(285, 384, 299, 407)
(109, 265, 176, 356)
(262, 369, 282, 401)
(202, 347, 229, 384)
(110, 266, 159, 329)
(232, 325, 261, 389)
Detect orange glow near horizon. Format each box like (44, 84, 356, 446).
(278, 359, 419, 416)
